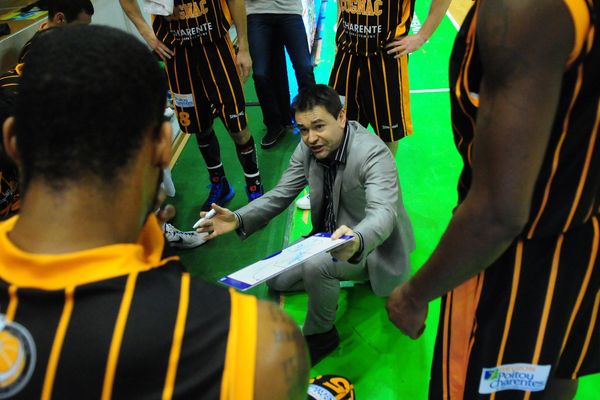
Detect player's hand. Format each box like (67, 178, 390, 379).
(235, 47, 252, 83)
(195, 204, 239, 240)
(330, 225, 360, 261)
(386, 282, 428, 339)
(151, 185, 169, 221)
(139, 25, 174, 61)
(156, 203, 176, 225)
(386, 33, 425, 58)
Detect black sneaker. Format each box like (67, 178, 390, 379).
(246, 183, 264, 202)
(260, 127, 285, 149)
(201, 177, 235, 212)
(305, 326, 340, 366)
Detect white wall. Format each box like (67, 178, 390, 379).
(0, 22, 38, 71)
(91, 1, 182, 142)
(89, 0, 151, 43)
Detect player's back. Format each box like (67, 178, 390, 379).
(0, 216, 256, 398)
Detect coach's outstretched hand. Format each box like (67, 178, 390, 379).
(196, 204, 239, 240)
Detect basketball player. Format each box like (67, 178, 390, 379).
(388, 1, 600, 398)
(0, 0, 94, 219)
(330, 0, 451, 155)
(120, 0, 264, 211)
(0, 25, 308, 398)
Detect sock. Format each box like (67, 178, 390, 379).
(235, 136, 262, 188)
(196, 130, 225, 183)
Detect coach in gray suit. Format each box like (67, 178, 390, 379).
(198, 84, 414, 365)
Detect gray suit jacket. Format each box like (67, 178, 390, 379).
(236, 121, 415, 296)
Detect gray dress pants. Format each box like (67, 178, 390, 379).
(268, 250, 368, 335)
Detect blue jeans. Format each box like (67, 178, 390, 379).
(248, 13, 316, 133)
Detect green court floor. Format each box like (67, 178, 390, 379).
(169, 1, 599, 398)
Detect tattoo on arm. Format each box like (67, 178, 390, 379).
(269, 305, 309, 399)
(268, 301, 288, 322)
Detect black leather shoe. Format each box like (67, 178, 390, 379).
(261, 127, 285, 149)
(305, 326, 340, 366)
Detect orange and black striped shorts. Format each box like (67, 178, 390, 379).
(328, 50, 413, 143)
(430, 216, 600, 399)
(164, 36, 247, 135)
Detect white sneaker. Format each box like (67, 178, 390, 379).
(296, 194, 311, 210)
(164, 223, 207, 249)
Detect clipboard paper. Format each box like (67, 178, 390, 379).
(219, 233, 352, 291)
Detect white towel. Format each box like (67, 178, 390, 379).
(143, 0, 173, 16)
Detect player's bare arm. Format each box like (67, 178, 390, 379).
(386, 0, 451, 57)
(119, 0, 174, 61)
(387, 0, 575, 338)
(227, 0, 252, 82)
(254, 301, 309, 400)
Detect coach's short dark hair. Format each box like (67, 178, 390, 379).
(47, 0, 94, 22)
(14, 25, 167, 191)
(291, 84, 343, 119)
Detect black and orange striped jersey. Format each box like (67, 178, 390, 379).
(17, 24, 49, 64)
(0, 65, 23, 220)
(153, 0, 233, 47)
(0, 64, 22, 122)
(336, 0, 415, 56)
(451, 0, 600, 238)
(0, 25, 54, 125)
(0, 164, 19, 219)
(0, 214, 258, 399)
(432, 2, 600, 398)
(0, 27, 60, 221)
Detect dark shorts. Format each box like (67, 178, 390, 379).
(164, 36, 247, 134)
(329, 50, 413, 142)
(430, 216, 600, 399)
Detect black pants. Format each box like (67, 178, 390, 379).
(248, 13, 315, 132)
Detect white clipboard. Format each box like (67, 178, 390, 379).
(219, 233, 352, 291)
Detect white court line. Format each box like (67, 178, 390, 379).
(410, 88, 450, 94)
(446, 11, 461, 31)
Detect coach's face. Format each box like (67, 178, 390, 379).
(296, 106, 346, 160)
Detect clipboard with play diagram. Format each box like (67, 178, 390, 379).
(219, 233, 353, 291)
